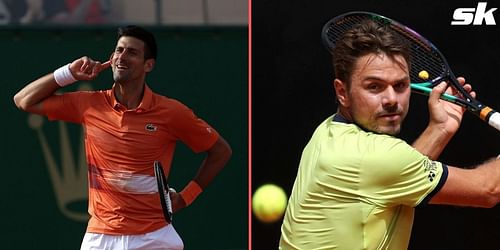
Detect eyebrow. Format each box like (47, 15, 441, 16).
(116, 46, 139, 51)
(362, 75, 410, 83)
(115, 42, 142, 50)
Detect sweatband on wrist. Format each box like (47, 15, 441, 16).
(53, 63, 77, 87)
(179, 181, 203, 206)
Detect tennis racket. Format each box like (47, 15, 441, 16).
(154, 161, 173, 223)
(321, 11, 500, 132)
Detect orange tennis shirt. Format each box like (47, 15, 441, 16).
(41, 84, 219, 235)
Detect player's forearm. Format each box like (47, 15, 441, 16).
(178, 137, 231, 207)
(412, 124, 453, 160)
(474, 157, 500, 207)
(430, 158, 500, 208)
(454, 158, 500, 208)
(193, 137, 232, 189)
(13, 73, 60, 113)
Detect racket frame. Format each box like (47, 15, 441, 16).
(321, 11, 499, 129)
(154, 161, 173, 223)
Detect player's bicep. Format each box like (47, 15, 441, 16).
(169, 103, 219, 153)
(429, 166, 493, 207)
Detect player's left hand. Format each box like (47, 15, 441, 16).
(428, 77, 476, 135)
(169, 188, 187, 213)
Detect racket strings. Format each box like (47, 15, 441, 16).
(323, 14, 448, 85)
(408, 42, 446, 84)
(325, 16, 366, 47)
(322, 12, 493, 115)
(391, 28, 447, 84)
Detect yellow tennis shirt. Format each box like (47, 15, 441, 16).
(280, 115, 447, 250)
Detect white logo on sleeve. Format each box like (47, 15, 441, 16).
(423, 160, 439, 182)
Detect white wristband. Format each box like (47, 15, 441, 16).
(53, 64, 77, 87)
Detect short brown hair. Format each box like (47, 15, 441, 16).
(332, 19, 410, 85)
(118, 25, 157, 60)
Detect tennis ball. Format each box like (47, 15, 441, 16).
(252, 184, 288, 223)
(418, 70, 429, 80)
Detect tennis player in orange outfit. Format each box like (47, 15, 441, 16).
(13, 25, 232, 250)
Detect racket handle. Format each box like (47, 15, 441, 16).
(410, 84, 466, 106)
(485, 111, 500, 132)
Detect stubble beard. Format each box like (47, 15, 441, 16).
(112, 69, 131, 84)
(351, 111, 404, 135)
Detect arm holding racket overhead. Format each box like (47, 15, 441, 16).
(412, 81, 500, 132)
(413, 79, 476, 159)
(322, 11, 500, 133)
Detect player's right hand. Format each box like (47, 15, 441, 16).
(69, 56, 111, 81)
(427, 77, 475, 136)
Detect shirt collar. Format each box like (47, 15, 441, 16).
(109, 84, 153, 112)
(332, 113, 351, 124)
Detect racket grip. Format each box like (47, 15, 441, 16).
(486, 112, 500, 132)
(410, 84, 461, 104)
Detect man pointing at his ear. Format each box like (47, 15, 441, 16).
(14, 25, 232, 250)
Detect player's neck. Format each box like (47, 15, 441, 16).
(337, 108, 353, 123)
(113, 82, 145, 110)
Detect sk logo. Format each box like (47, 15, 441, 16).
(451, 2, 497, 25)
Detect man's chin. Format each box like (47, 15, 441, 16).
(113, 75, 129, 83)
(353, 118, 402, 135)
(376, 126, 401, 135)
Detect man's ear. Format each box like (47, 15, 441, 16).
(144, 58, 155, 72)
(108, 52, 114, 65)
(333, 79, 349, 107)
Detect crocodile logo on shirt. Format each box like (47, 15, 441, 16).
(145, 123, 158, 132)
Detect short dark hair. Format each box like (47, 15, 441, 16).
(332, 19, 410, 85)
(117, 25, 157, 60)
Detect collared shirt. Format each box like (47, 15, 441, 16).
(42, 84, 219, 235)
(279, 114, 447, 250)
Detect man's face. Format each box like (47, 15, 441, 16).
(336, 53, 411, 135)
(111, 36, 153, 84)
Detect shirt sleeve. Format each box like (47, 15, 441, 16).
(359, 135, 447, 207)
(41, 91, 93, 124)
(167, 102, 219, 153)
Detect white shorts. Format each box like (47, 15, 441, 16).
(80, 224, 184, 250)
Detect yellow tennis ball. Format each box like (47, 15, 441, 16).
(418, 70, 429, 80)
(252, 184, 288, 223)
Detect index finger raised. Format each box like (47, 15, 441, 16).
(100, 60, 111, 70)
